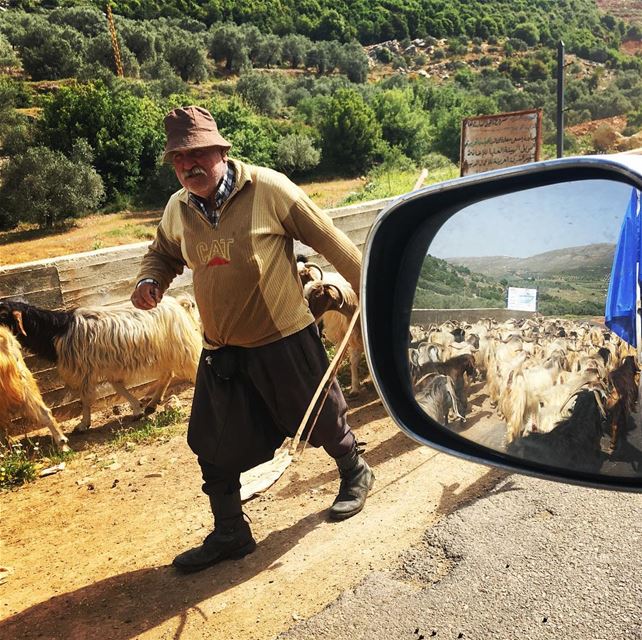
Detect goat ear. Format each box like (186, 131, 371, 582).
(12, 310, 27, 336)
(306, 288, 328, 319)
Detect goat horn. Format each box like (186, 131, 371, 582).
(12, 310, 26, 336)
(561, 381, 607, 417)
(414, 371, 440, 389)
(592, 388, 608, 420)
(325, 283, 344, 309)
(304, 263, 324, 280)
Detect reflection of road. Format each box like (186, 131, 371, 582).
(451, 383, 508, 451)
(602, 402, 642, 476)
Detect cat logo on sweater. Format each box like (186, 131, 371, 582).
(197, 239, 234, 267)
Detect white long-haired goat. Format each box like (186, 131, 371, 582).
(0, 295, 202, 431)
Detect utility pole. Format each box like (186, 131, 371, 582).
(106, 3, 124, 78)
(556, 41, 565, 158)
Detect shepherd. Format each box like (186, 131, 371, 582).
(131, 105, 374, 573)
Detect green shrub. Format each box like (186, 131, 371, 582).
(421, 152, 456, 171)
(164, 35, 209, 82)
(3, 14, 84, 80)
(38, 81, 165, 199)
(208, 96, 279, 166)
(0, 32, 19, 68)
(208, 22, 250, 73)
(375, 47, 393, 64)
(84, 33, 140, 77)
(320, 88, 384, 173)
(337, 41, 369, 83)
(372, 88, 431, 161)
(511, 23, 539, 46)
(0, 441, 41, 490)
(137, 163, 179, 207)
(414, 53, 428, 66)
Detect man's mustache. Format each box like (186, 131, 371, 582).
(183, 166, 206, 179)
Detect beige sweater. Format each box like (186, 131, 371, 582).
(137, 159, 361, 349)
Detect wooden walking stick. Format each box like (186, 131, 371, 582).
(239, 307, 361, 499)
(289, 307, 361, 459)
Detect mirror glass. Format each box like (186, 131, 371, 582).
(409, 178, 642, 478)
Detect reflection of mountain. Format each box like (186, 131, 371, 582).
(446, 243, 615, 278)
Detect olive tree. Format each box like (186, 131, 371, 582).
(236, 72, 283, 116)
(274, 133, 321, 175)
(0, 141, 104, 229)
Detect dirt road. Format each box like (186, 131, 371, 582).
(0, 386, 504, 640)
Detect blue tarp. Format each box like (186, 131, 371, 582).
(605, 188, 641, 347)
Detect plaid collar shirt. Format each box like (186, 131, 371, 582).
(188, 162, 235, 228)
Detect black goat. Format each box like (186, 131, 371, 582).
(415, 373, 465, 426)
(506, 389, 608, 474)
(413, 353, 477, 416)
(0, 300, 74, 362)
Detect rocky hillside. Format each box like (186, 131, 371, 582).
(447, 243, 615, 278)
(596, 0, 642, 24)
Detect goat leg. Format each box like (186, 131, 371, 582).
(110, 381, 144, 418)
(37, 404, 70, 452)
(143, 372, 173, 414)
(610, 414, 619, 453)
(75, 380, 94, 432)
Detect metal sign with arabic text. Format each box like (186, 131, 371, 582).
(460, 109, 542, 177)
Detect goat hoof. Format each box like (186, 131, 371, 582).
(144, 405, 157, 416)
(348, 390, 360, 398)
(73, 423, 90, 433)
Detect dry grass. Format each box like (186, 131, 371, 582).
(0, 210, 162, 266)
(300, 175, 366, 208)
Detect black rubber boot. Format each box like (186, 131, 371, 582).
(172, 491, 256, 573)
(329, 443, 375, 521)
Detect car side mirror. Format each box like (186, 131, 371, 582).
(362, 155, 642, 492)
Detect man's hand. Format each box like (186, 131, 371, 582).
(131, 281, 162, 310)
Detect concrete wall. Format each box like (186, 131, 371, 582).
(411, 308, 536, 326)
(0, 197, 395, 436)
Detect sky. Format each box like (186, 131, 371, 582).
(428, 179, 634, 259)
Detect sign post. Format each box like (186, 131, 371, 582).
(557, 41, 565, 159)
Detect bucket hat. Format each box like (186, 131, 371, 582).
(163, 105, 231, 163)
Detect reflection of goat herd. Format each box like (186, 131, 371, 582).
(409, 316, 641, 471)
(0, 257, 362, 452)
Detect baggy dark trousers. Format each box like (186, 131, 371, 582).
(188, 323, 355, 496)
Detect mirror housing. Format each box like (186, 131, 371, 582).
(362, 155, 642, 492)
